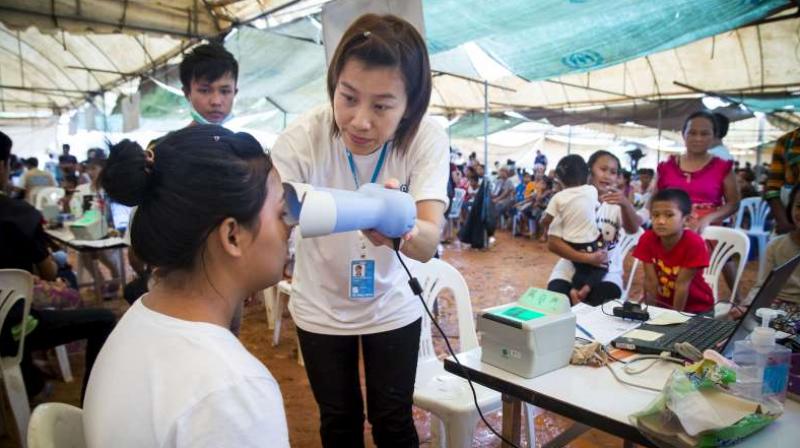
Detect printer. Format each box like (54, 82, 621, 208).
(477, 288, 575, 378)
(69, 210, 107, 241)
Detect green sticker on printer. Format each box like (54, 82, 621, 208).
(500, 306, 545, 321)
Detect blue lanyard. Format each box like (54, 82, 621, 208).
(345, 142, 389, 189)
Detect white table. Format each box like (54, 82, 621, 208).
(444, 348, 800, 447)
(45, 228, 127, 300)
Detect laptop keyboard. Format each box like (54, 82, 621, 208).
(659, 317, 738, 351)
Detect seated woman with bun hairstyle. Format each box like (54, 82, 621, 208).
(83, 125, 291, 448)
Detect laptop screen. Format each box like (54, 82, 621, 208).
(721, 252, 800, 357)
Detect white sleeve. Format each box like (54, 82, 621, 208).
(545, 192, 563, 237)
(270, 123, 312, 184)
(169, 378, 289, 448)
(123, 206, 137, 246)
(407, 119, 449, 204)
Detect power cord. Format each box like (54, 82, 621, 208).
(599, 345, 684, 393)
(392, 240, 520, 448)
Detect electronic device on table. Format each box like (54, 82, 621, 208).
(612, 253, 800, 357)
(477, 288, 576, 378)
(68, 209, 107, 240)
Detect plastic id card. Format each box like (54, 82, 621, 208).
(350, 260, 376, 300)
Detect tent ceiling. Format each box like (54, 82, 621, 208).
(1, 0, 798, 133)
(0, 0, 308, 114)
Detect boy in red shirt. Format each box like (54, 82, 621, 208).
(633, 189, 714, 313)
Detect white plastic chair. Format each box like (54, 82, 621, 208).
(262, 280, 303, 366)
(734, 197, 771, 279)
(701, 226, 750, 316)
(411, 258, 505, 448)
(27, 402, 85, 448)
(619, 228, 645, 300)
(447, 188, 467, 240)
(0, 269, 34, 448)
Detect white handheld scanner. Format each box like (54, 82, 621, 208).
(283, 182, 416, 239)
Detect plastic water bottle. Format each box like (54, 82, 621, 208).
(731, 308, 792, 411)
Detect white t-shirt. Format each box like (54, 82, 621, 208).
(271, 104, 449, 335)
(548, 202, 631, 289)
(708, 143, 733, 161)
(83, 300, 288, 448)
(545, 184, 600, 244)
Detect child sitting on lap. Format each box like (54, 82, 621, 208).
(542, 155, 605, 303)
(633, 188, 714, 313)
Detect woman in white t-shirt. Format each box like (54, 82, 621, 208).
(547, 150, 642, 305)
(83, 126, 291, 448)
(271, 14, 448, 447)
(74, 156, 122, 297)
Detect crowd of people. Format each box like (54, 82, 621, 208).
(0, 10, 798, 448)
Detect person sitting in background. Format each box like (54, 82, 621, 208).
(491, 167, 516, 223)
(541, 155, 606, 303)
(765, 126, 799, 235)
(21, 156, 56, 203)
(737, 168, 759, 198)
(547, 150, 641, 305)
(526, 176, 554, 241)
(619, 169, 635, 204)
(708, 112, 733, 161)
(0, 130, 116, 402)
(729, 184, 800, 334)
(634, 189, 714, 313)
(76, 156, 122, 299)
(634, 168, 654, 210)
(85, 126, 290, 447)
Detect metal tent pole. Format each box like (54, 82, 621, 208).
(483, 80, 489, 167)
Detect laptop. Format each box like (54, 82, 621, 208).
(612, 253, 800, 356)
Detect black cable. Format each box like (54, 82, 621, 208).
(392, 242, 520, 448)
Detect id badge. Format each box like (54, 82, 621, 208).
(350, 260, 376, 300)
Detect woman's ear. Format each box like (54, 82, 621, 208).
(217, 217, 245, 258)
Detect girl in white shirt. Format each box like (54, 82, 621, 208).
(271, 13, 448, 447)
(84, 126, 291, 448)
(546, 150, 642, 305)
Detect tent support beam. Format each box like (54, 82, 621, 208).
(433, 70, 516, 92)
(0, 5, 209, 39)
(544, 79, 654, 103)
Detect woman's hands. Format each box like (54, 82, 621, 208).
(362, 179, 419, 250)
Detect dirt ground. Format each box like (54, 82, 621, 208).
(3, 229, 759, 447)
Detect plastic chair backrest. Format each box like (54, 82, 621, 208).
(448, 188, 467, 219)
(618, 228, 644, 299)
(0, 269, 34, 369)
(27, 402, 85, 448)
(701, 226, 750, 303)
(415, 259, 478, 363)
(33, 187, 65, 211)
(734, 197, 771, 231)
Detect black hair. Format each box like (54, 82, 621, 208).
(102, 125, 271, 276)
(621, 170, 631, 181)
(682, 110, 718, 136)
(179, 43, 239, 93)
(328, 14, 431, 154)
(788, 184, 800, 225)
(86, 157, 106, 169)
(651, 188, 692, 216)
(587, 150, 621, 171)
(712, 112, 730, 139)
(24, 157, 38, 168)
(637, 168, 654, 176)
(543, 177, 554, 190)
(0, 131, 11, 163)
(554, 154, 589, 187)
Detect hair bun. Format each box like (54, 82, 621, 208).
(102, 139, 151, 207)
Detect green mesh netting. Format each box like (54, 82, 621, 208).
(423, 0, 786, 81)
(448, 113, 525, 139)
(739, 95, 800, 113)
